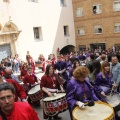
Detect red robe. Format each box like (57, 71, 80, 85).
(6, 79, 27, 102)
(20, 69, 27, 78)
(23, 74, 37, 86)
(40, 74, 62, 119)
(0, 102, 40, 120)
(23, 74, 40, 105)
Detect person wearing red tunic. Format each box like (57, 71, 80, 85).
(20, 63, 27, 80)
(40, 64, 64, 120)
(0, 82, 40, 120)
(26, 51, 32, 63)
(0, 72, 27, 102)
(28, 59, 35, 74)
(23, 66, 40, 106)
(38, 54, 45, 72)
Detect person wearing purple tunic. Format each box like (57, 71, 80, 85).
(94, 61, 115, 96)
(65, 56, 73, 80)
(66, 66, 99, 120)
(54, 55, 68, 89)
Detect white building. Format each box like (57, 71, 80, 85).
(0, 0, 75, 61)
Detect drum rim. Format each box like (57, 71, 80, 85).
(28, 85, 40, 94)
(43, 93, 66, 102)
(72, 102, 114, 120)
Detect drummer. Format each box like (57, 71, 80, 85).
(23, 66, 40, 106)
(40, 64, 64, 120)
(66, 66, 100, 120)
(20, 63, 28, 80)
(94, 61, 116, 97)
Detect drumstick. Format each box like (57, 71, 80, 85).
(110, 86, 114, 97)
(26, 96, 28, 101)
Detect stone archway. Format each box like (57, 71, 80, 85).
(60, 45, 75, 55)
(0, 21, 21, 59)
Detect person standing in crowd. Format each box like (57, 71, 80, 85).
(40, 64, 64, 120)
(79, 52, 86, 62)
(0, 82, 40, 120)
(92, 60, 101, 80)
(65, 56, 72, 80)
(28, 58, 35, 74)
(66, 66, 100, 120)
(14, 54, 20, 73)
(38, 54, 45, 72)
(70, 53, 76, 64)
(26, 51, 32, 64)
(51, 54, 56, 67)
(86, 54, 95, 82)
(72, 60, 81, 72)
(54, 55, 68, 89)
(110, 55, 120, 91)
(23, 66, 40, 106)
(0, 70, 27, 102)
(100, 54, 106, 64)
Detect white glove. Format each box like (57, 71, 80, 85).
(78, 101, 85, 109)
(53, 93, 57, 97)
(58, 71, 62, 74)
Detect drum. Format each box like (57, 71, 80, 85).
(28, 85, 43, 102)
(35, 62, 43, 68)
(105, 93, 120, 107)
(46, 60, 52, 65)
(72, 102, 114, 120)
(43, 93, 68, 116)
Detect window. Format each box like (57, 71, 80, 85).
(33, 27, 42, 40)
(93, 4, 101, 14)
(60, 0, 66, 6)
(94, 25, 102, 34)
(79, 45, 86, 51)
(114, 23, 120, 33)
(113, 0, 120, 11)
(77, 27, 85, 36)
(3, 0, 9, 2)
(28, 0, 38, 2)
(76, 8, 83, 17)
(63, 26, 69, 36)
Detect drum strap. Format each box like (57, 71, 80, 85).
(54, 74, 62, 85)
(44, 87, 58, 92)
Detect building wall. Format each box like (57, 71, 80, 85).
(72, 0, 120, 51)
(0, 0, 75, 61)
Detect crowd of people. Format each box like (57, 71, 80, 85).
(0, 46, 120, 120)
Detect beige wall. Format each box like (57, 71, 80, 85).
(0, 0, 76, 61)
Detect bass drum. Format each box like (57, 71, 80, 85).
(72, 102, 114, 120)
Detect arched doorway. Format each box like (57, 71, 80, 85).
(0, 21, 20, 61)
(60, 45, 75, 55)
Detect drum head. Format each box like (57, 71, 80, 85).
(28, 85, 40, 95)
(43, 93, 66, 101)
(73, 102, 114, 120)
(105, 93, 120, 107)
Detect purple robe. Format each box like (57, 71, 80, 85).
(94, 72, 113, 94)
(54, 61, 68, 80)
(66, 78, 99, 120)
